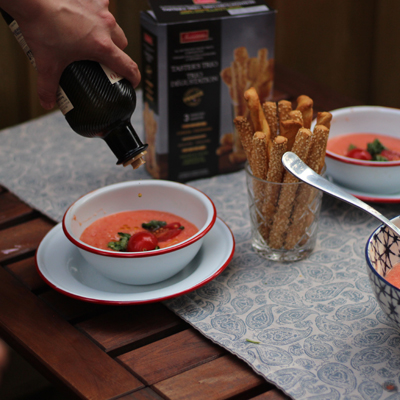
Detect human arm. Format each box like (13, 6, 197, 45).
(0, 0, 141, 110)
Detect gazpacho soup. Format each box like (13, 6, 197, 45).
(80, 210, 199, 252)
(385, 263, 400, 289)
(327, 133, 400, 161)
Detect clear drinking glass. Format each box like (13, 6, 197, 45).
(245, 161, 323, 261)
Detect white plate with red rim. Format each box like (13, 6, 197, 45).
(328, 178, 400, 204)
(35, 217, 235, 304)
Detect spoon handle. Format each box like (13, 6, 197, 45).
(282, 151, 400, 237)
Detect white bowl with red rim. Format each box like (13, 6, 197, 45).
(318, 106, 400, 194)
(62, 180, 217, 285)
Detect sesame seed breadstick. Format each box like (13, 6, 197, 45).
(296, 95, 313, 129)
(284, 124, 330, 250)
(278, 100, 293, 134)
(262, 136, 288, 241)
(288, 110, 303, 126)
(262, 101, 278, 138)
(244, 87, 271, 142)
(316, 112, 332, 130)
(251, 131, 268, 239)
(280, 119, 303, 151)
(234, 116, 254, 162)
(252, 131, 268, 180)
(309, 125, 330, 174)
(266, 136, 288, 182)
(268, 128, 313, 249)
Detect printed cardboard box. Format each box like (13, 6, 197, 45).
(140, 0, 276, 181)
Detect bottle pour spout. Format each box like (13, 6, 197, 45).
(104, 123, 148, 169)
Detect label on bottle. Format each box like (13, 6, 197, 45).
(56, 86, 74, 115)
(100, 64, 124, 84)
(8, 21, 37, 69)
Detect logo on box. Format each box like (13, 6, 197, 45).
(180, 30, 209, 43)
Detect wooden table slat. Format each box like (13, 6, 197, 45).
(0, 191, 34, 229)
(39, 290, 110, 321)
(76, 303, 185, 353)
(117, 328, 225, 385)
(153, 354, 265, 400)
(5, 256, 48, 291)
(0, 218, 53, 263)
(118, 387, 165, 400)
(0, 268, 143, 399)
(250, 389, 291, 400)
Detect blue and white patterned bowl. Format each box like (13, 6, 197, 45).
(366, 216, 400, 329)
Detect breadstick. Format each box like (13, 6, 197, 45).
(220, 67, 232, 87)
(266, 136, 288, 182)
(244, 87, 271, 142)
(234, 116, 254, 162)
(296, 95, 313, 129)
(316, 112, 332, 129)
(284, 125, 330, 250)
(255, 48, 268, 91)
(262, 101, 278, 138)
(288, 110, 303, 126)
(262, 136, 288, 241)
(231, 60, 247, 117)
(234, 46, 249, 64)
(278, 100, 292, 133)
(251, 131, 268, 180)
(216, 145, 233, 156)
(247, 57, 259, 84)
(229, 151, 247, 165)
(220, 133, 234, 146)
(309, 125, 330, 174)
(268, 128, 312, 249)
(280, 119, 302, 151)
(257, 48, 268, 73)
(251, 131, 268, 239)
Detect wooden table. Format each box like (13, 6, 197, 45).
(0, 65, 360, 400)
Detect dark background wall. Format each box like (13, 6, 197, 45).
(0, 0, 398, 130)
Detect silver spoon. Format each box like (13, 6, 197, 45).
(282, 151, 400, 237)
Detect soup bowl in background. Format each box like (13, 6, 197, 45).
(315, 106, 400, 194)
(62, 180, 216, 285)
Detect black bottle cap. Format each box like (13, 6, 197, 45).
(104, 122, 148, 165)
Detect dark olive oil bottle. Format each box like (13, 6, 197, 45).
(1, 9, 148, 169)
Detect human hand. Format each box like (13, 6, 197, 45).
(5, 0, 141, 110)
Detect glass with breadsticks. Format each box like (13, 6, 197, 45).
(237, 89, 332, 261)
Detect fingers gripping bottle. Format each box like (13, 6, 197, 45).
(1, 10, 148, 170)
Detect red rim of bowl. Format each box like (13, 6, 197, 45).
(62, 182, 217, 259)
